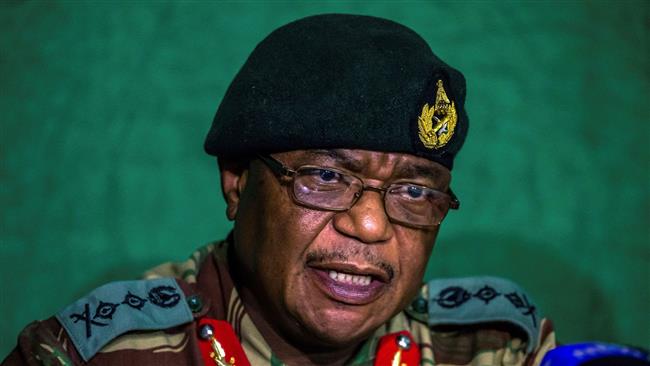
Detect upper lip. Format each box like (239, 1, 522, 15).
(307, 262, 391, 283)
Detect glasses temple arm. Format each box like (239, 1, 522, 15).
(448, 188, 460, 210)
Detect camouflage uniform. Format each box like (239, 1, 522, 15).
(3, 239, 555, 366)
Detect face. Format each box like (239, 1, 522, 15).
(221, 149, 452, 348)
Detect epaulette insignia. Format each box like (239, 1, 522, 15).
(427, 276, 541, 353)
(56, 278, 193, 361)
(417, 79, 457, 149)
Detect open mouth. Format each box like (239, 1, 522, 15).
(307, 263, 391, 305)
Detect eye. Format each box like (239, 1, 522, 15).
(407, 185, 423, 199)
(296, 167, 353, 194)
(318, 169, 338, 182)
(302, 168, 347, 185)
(389, 184, 434, 202)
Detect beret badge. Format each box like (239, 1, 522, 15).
(417, 80, 457, 149)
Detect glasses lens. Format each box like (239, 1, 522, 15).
(385, 184, 451, 226)
(292, 167, 360, 210)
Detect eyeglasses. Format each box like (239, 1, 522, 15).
(257, 155, 459, 229)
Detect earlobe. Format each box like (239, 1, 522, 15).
(219, 158, 249, 221)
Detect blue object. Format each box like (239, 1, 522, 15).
(56, 278, 193, 361)
(428, 276, 541, 353)
(541, 342, 650, 366)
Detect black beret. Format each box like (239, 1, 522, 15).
(205, 14, 469, 170)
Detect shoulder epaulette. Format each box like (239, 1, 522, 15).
(424, 276, 541, 353)
(56, 277, 193, 361)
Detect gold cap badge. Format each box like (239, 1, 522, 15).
(418, 80, 457, 149)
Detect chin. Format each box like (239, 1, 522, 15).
(307, 324, 371, 348)
(294, 304, 385, 348)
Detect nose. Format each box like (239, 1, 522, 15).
(332, 189, 393, 243)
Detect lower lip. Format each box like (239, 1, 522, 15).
(308, 268, 388, 305)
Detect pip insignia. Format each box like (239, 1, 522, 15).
(148, 286, 181, 308)
(418, 80, 457, 149)
(122, 292, 147, 310)
(434, 286, 471, 308)
(473, 285, 500, 304)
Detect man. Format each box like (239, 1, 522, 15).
(3, 14, 555, 366)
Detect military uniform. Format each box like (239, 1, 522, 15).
(4, 13, 561, 366)
(3, 238, 556, 366)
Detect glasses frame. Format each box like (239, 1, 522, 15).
(257, 154, 460, 228)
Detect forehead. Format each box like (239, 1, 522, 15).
(276, 149, 451, 184)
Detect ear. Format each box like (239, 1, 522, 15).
(218, 157, 249, 221)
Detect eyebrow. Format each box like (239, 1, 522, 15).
(303, 149, 364, 171)
(397, 164, 445, 183)
(304, 149, 448, 185)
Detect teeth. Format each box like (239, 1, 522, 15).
(327, 270, 372, 286)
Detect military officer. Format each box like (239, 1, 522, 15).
(3, 14, 556, 366)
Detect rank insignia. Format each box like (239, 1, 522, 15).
(427, 276, 542, 353)
(56, 278, 193, 361)
(417, 79, 457, 149)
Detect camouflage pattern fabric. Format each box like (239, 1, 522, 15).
(2, 240, 556, 365)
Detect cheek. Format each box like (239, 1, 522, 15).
(253, 199, 335, 292)
(395, 229, 437, 296)
(271, 209, 333, 279)
(397, 226, 436, 261)
(264, 207, 333, 259)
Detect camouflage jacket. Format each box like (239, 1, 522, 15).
(3, 240, 556, 365)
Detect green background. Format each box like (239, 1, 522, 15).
(1, 0, 648, 359)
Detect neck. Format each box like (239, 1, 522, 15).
(227, 245, 362, 365)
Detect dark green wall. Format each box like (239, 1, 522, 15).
(2, 1, 648, 358)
